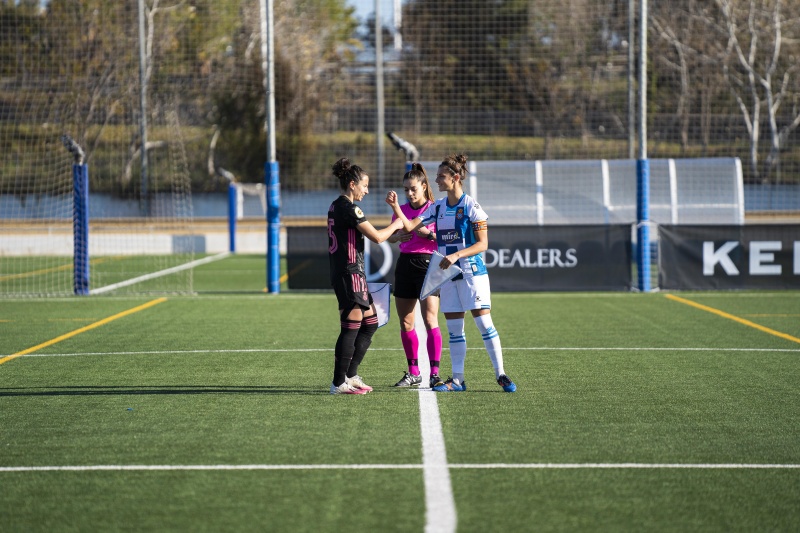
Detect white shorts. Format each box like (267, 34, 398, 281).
(439, 275, 492, 313)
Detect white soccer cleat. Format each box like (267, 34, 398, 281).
(330, 382, 368, 395)
(346, 375, 373, 393)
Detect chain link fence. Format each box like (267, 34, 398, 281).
(3, 1, 800, 198)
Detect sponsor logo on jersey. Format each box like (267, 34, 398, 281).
(439, 229, 461, 244)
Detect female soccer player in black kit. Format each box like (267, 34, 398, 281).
(328, 157, 403, 394)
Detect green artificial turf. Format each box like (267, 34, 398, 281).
(1, 257, 798, 532)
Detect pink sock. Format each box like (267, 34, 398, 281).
(400, 329, 420, 376)
(427, 327, 442, 375)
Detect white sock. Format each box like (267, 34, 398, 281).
(445, 318, 466, 383)
(474, 314, 504, 378)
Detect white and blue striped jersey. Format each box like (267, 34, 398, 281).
(419, 193, 489, 279)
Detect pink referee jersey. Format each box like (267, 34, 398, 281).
(392, 201, 437, 254)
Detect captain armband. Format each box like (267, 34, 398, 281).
(472, 220, 488, 231)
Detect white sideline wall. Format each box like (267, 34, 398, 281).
(0, 157, 748, 257)
(419, 157, 745, 226)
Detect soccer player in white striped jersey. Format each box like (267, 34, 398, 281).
(386, 153, 516, 393)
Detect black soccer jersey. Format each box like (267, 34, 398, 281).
(327, 195, 368, 284)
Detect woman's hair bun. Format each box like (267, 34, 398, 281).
(332, 157, 351, 179)
(441, 153, 468, 176)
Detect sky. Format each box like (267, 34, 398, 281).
(347, 0, 404, 23)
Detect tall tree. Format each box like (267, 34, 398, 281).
(714, 0, 800, 183)
(205, 0, 360, 187)
(399, 0, 631, 155)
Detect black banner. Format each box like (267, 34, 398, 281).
(659, 225, 800, 289)
(287, 226, 401, 289)
(287, 225, 632, 292)
(480, 225, 631, 291)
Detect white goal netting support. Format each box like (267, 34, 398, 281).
(227, 181, 267, 253)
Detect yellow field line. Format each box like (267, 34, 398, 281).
(0, 297, 168, 366)
(0, 256, 119, 282)
(263, 263, 305, 292)
(262, 273, 290, 292)
(665, 294, 800, 345)
(0, 262, 73, 281)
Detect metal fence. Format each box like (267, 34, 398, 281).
(2, 0, 800, 214)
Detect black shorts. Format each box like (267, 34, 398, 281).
(393, 253, 434, 299)
(332, 271, 373, 311)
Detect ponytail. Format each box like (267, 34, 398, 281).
(403, 162, 434, 202)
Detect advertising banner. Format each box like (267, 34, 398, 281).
(287, 226, 400, 289)
(659, 225, 800, 289)
(479, 225, 631, 291)
(287, 225, 632, 292)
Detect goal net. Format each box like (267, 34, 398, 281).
(0, 2, 201, 297)
(0, 107, 196, 297)
(0, 128, 76, 296)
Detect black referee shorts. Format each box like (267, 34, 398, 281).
(393, 253, 433, 299)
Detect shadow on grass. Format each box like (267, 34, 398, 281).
(0, 385, 326, 396)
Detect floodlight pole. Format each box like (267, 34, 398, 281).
(261, 0, 281, 293)
(636, 0, 650, 292)
(375, 0, 385, 187)
(628, 0, 635, 159)
(393, 0, 402, 51)
(137, 0, 150, 216)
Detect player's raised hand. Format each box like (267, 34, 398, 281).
(385, 190, 398, 206)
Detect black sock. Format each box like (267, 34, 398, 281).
(333, 318, 361, 386)
(347, 315, 379, 378)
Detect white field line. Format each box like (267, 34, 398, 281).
(15, 346, 800, 358)
(3, 463, 799, 473)
(4, 292, 794, 303)
(0, 464, 419, 472)
(90, 252, 230, 295)
(414, 306, 457, 533)
(419, 390, 457, 533)
(449, 463, 800, 469)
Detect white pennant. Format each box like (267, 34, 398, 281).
(367, 282, 392, 327)
(420, 251, 463, 300)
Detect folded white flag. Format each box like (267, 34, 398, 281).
(367, 282, 391, 327)
(420, 251, 463, 300)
